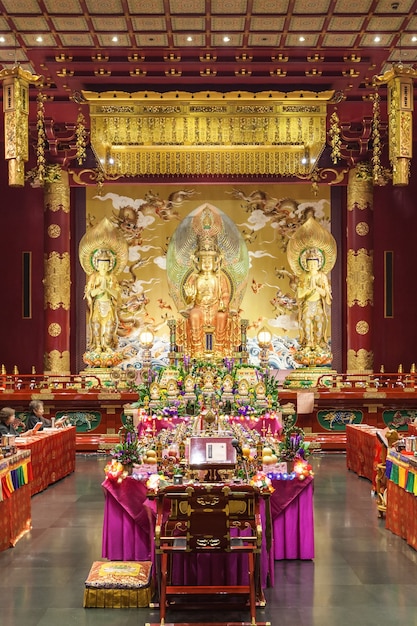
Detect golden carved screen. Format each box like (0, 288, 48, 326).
(82, 90, 334, 178)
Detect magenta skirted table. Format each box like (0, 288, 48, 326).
(102, 474, 314, 588)
(102, 478, 155, 562)
(270, 475, 314, 560)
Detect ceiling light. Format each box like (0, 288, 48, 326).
(412, 36, 417, 42)
(36, 36, 43, 43)
(0, 36, 5, 43)
(223, 36, 230, 43)
(299, 36, 305, 42)
(374, 36, 381, 43)
(186, 36, 193, 42)
(112, 36, 118, 43)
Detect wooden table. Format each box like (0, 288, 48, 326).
(101, 474, 314, 589)
(15, 427, 76, 495)
(346, 424, 380, 485)
(0, 449, 32, 551)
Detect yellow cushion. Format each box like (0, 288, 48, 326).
(83, 561, 152, 608)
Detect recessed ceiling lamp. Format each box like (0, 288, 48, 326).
(223, 36, 230, 42)
(36, 36, 43, 43)
(374, 36, 381, 43)
(112, 36, 118, 43)
(0, 36, 5, 43)
(299, 36, 305, 42)
(186, 36, 193, 42)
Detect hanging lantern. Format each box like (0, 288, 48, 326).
(0, 66, 43, 186)
(373, 64, 417, 186)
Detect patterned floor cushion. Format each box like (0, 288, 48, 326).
(83, 560, 152, 608)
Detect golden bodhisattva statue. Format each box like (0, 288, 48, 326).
(287, 211, 337, 368)
(79, 217, 128, 368)
(297, 249, 332, 351)
(85, 248, 121, 353)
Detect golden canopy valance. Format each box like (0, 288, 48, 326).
(81, 89, 335, 178)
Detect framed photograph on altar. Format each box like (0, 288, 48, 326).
(189, 436, 236, 468)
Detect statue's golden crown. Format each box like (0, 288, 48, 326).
(306, 247, 321, 262)
(195, 234, 219, 257)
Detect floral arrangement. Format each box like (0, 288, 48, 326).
(277, 424, 311, 462)
(249, 471, 275, 494)
(104, 459, 128, 483)
(146, 472, 170, 493)
(111, 419, 143, 466)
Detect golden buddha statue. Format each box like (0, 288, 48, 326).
(183, 234, 231, 355)
(166, 204, 249, 360)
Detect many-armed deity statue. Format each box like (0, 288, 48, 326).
(287, 211, 337, 368)
(167, 205, 249, 360)
(79, 217, 128, 368)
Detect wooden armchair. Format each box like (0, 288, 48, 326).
(154, 483, 269, 626)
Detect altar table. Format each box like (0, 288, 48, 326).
(0, 449, 32, 552)
(346, 424, 380, 487)
(15, 427, 76, 496)
(101, 474, 314, 588)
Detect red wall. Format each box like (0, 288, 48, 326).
(373, 167, 417, 372)
(0, 163, 45, 373)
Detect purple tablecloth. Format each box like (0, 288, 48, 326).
(270, 476, 314, 560)
(102, 474, 314, 586)
(102, 478, 155, 562)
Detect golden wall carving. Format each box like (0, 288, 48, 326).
(355, 320, 369, 335)
(347, 163, 373, 208)
(347, 348, 374, 372)
(44, 252, 71, 310)
(355, 221, 369, 236)
(347, 248, 374, 307)
(48, 323, 62, 337)
(82, 89, 334, 177)
(47, 224, 61, 238)
(44, 349, 70, 373)
(44, 174, 70, 211)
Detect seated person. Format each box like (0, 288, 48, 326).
(27, 400, 66, 430)
(0, 407, 29, 437)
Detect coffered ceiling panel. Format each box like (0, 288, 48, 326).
(43, 0, 83, 12)
(293, 0, 331, 14)
(85, 0, 123, 13)
(252, 0, 288, 13)
(211, 0, 248, 13)
(171, 18, 206, 31)
(170, 0, 206, 13)
(51, 17, 90, 32)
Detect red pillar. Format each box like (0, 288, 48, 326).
(346, 163, 374, 372)
(43, 169, 71, 373)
